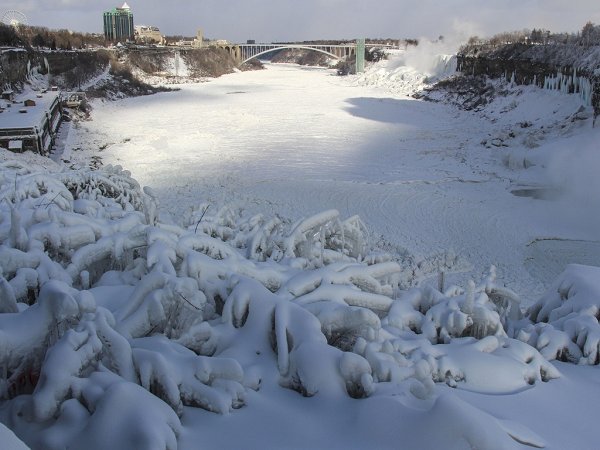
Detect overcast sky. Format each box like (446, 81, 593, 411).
(2, 0, 598, 43)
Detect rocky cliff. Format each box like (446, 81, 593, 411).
(456, 44, 600, 123)
(1, 46, 246, 95)
(1, 48, 111, 91)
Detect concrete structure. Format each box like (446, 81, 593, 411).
(221, 42, 358, 65)
(175, 40, 194, 47)
(195, 29, 203, 48)
(103, 3, 134, 42)
(219, 40, 395, 67)
(62, 92, 86, 108)
(0, 91, 63, 155)
(356, 39, 365, 72)
(135, 25, 163, 44)
(175, 31, 205, 48)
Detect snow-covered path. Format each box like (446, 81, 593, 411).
(72, 63, 599, 305)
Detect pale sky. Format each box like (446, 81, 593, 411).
(2, 0, 598, 43)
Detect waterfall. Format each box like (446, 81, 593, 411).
(431, 54, 457, 78)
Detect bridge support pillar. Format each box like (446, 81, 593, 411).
(224, 45, 242, 64)
(356, 39, 365, 73)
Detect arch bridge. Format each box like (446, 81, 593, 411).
(221, 43, 359, 65)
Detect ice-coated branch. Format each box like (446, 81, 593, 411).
(0, 281, 89, 401)
(281, 209, 342, 260)
(115, 271, 206, 340)
(132, 336, 245, 415)
(24, 325, 103, 422)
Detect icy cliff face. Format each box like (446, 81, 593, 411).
(457, 51, 600, 120)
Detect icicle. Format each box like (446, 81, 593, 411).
(9, 208, 27, 251)
(461, 280, 475, 314)
(81, 270, 90, 290)
(578, 77, 593, 106)
(470, 307, 489, 339)
(9, 208, 20, 249)
(438, 268, 445, 294)
(319, 225, 325, 266)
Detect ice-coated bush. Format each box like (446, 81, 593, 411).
(0, 160, 594, 449)
(522, 264, 600, 365)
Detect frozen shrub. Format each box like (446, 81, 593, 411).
(0, 160, 580, 448)
(524, 264, 600, 364)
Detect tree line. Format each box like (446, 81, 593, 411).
(0, 23, 106, 49)
(461, 22, 600, 54)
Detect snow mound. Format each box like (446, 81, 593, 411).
(522, 264, 600, 365)
(351, 48, 458, 95)
(1, 159, 597, 448)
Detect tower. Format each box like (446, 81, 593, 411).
(103, 3, 135, 42)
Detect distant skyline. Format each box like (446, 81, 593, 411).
(1, 0, 598, 44)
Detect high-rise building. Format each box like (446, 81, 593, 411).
(103, 3, 134, 42)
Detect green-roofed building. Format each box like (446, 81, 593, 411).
(103, 3, 134, 42)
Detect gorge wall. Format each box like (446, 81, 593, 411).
(1, 46, 245, 93)
(1, 49, 110, 90)
(456, 44, 600, 123)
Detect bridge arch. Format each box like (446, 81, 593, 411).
(224, 45, 240, 62)
(240, 46, 349, 65)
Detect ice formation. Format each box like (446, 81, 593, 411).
(543, 71, 593, 106)
(353, 51, 458, 95)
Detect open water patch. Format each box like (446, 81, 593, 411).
(511, 187, 561, 200)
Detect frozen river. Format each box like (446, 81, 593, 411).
(72, 63, 600, 305)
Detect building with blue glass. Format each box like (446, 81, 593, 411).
(103, 3, 134, 42)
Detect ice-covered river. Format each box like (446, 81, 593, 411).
(72, 63, 600, 305)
